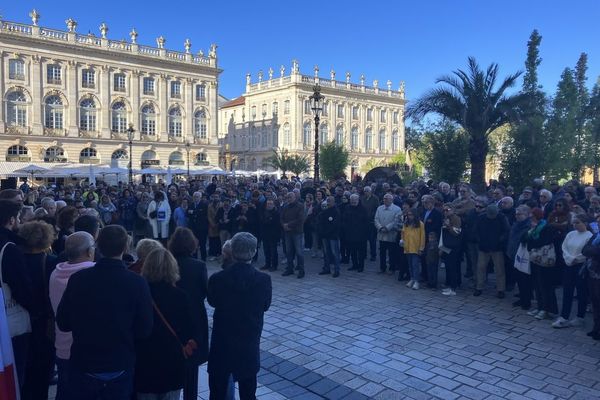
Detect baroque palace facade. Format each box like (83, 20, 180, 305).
(219, 60, 406, 176)
(0, 10, 220, 170)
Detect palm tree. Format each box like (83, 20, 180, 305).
(289, 154, 311, 177)
(265, 149, 293, 177)
(408, 57, 524, 192)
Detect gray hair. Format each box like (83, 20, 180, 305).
(41, 197, 55, 208)
(501, 196, 514, 207)
(350, 194, 360, 202)
(363, 186, 371, 193)
(135, 239, 163, 260)
(516, 204, 531, 215)
(65, 231, 95, 262)
(539, 189, 553, 200)
(230, 232, 257, 262)
(56, 200, 67, 210)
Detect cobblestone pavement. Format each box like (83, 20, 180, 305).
(51, 251, 600, 400)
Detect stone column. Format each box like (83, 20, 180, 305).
(0, 52, 5, 131)
(31, 56, 43, 135)
(185, 78, 193, 142)
(159, 74, 168, 142)
(67, 61, 78, 137)
(131, 70, 140, 138)
(209, 80, 218, 144)
(100, 65, 110, 139)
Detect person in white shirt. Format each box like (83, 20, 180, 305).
(374, 194, 402, 274)
(553, 214, 593, 328)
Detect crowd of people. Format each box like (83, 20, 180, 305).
(1, 173, 600, 399)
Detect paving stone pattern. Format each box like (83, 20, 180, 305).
(49, 253, 600, 399)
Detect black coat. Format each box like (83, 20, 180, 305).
(0, 228, 32, 313)
(342, 205, 368, 242)
(207, 262, 271, 379)
(189, 200, 209, 233)
(56, 258, 153, 373)
(260, 208, 281, 241)
(135, 282, 194, 393)
(421, 208, 443, 242)
(318, 207, 341, 240)
(175, 256, 209, 365)
(476, 214, 510, 252)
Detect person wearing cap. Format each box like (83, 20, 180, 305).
(473, 204, 510, 298)
(207, 232, 272, 400)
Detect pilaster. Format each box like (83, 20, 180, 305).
(0, 52, 5, 131)
(209, 80, 218, 144)
(131, 70, 140, 138)
(67, 60, 78, 137)
(100, 65, 110, 139)
(185, 78, 193, 142)
(31, 56, 43, 135)
(159, 74, 168, 142)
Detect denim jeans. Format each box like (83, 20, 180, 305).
(284, 233, 304, 272)
(406, 253, 421, 282)
(323, 239, 341, 272)
(70, 368, 133, 400)
(561, 264, 588, 320)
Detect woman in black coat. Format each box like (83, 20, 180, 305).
(136, 247, 194, 400)
(342, 194, 368, 272)
(168, 227, 209, 400)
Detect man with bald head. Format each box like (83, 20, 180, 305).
(49, 231, 96, 398)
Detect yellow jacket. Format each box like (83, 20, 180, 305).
(401, 221, 425, 254)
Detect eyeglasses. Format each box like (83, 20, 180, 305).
(475, 205, 484, 209)
(443, 209, 452, 212)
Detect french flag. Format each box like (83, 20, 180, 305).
(0, 288, 19, 400)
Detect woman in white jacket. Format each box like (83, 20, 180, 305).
(147, 191, 171, 245)
(553, 214, 593, 328)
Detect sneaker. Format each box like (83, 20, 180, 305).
(569, 318, 585, 328)
(441, 287, 451, 294)
(406, 280, 415, 288)
(412, 282, 420, 290)
(552, 317, 570, 328)
(534, 310, 547, 320)
(208, 256, 216, 261)
(442, 289, 456, 296)
(527, 309, 539, 316)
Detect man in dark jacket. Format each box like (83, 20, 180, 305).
(189, 191, 209, 261)
(280, 192, 305, 278)
(473, 204, 510, 298)
(360, 186, 380, 261)
(318, 196, 342, 277)
(57, 225, 153, 400)
(208, 232, 272, 400)
(344, 194, 368, 272)
(259, 199, 280, 271)
(0, 199, 32, 388)
(420, 195, 443, 285)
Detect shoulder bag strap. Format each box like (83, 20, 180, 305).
(152, 300, 182, 345)
(0, 242, 14, 285)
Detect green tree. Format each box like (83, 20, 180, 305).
(360, 158, 386, 173)
(288, 154, 311, 176)
(319, 142, 349, 180)
(418, 121, 469, 184)
(572, 53, 591, 178)
(501, 30, 548, 190)
(588, 78, 600, 181)
(408, 57, 524, 192)
(545, 68, 579, 180)
(265, 149, 293, 177)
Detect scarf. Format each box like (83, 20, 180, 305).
(528, 219, 547, 240)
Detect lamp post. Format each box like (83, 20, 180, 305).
(126, 123, 135, 184)
(309, 84, 324, 183)
(185, 141, 191, 180)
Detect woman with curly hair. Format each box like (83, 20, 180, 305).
(18, 220, 58, 399)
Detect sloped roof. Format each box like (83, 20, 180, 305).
(221, 96, 245, 109)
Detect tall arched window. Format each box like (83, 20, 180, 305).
(335, 125, 344, 146)
(392, 130, 399, 152)
(303, 122, 312, 147)
(6, 145, 29, 161)
(6, 91, 27, 127)
(169, 107, 182, 137)
(195, 153, 208, 165)
(141, 104, 156, 135)
(45, 146, 66, 162)
(194, 109, 207, 139)
(319, 123, 328, 144)
(169, 151, 184, 165)
(111, 102, 127, 133)
(378, 129, 386, 150)
(365, 128, 373, 151)
(80, 147, 98, 163)
(79, 98, 97, 132)
(351, 127, 359, 150)
(45, 95, 63, 129)
(283, 123, 291, 146)
(250, 126, 257, 149)
(261, 126, 268, 147)
(111, 149, 128, 160)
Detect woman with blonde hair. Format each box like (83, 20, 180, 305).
(18, 220, 58, 399)
(135, 247, 195, 400)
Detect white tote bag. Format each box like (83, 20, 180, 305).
(0, 242, 31, 337)
(514, 243, 531, 275)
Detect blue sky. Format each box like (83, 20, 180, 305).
(3, 1, 600, 102)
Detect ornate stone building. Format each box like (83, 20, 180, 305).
(219, 60, 406, 177)
(0, 10, 220, 171)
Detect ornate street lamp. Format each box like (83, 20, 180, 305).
(126, 123, 135, 184)
(309, 84, 324, 183)
(185, 141, 191, 180)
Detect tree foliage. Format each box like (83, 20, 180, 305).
(417, 121, 469, 184)
(588, 79, 600, 182)
(265, 149, 293, 177)
(319, 142, 349, 181)
(408, 57, 525, 192)
(288, 154, 311, 176)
